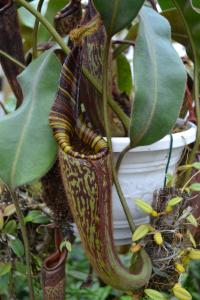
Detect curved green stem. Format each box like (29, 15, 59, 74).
(32, 0, 45, 59)
(0, 49, 25, 69)
(10, 190, 35, 300)
(102, 37, 135, 233)
(14, 0, 129, 131)
(116, 144, 131, 173)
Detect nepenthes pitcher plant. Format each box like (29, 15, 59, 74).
(49, 0, 152, 292)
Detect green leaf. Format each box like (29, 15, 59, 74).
(38, 0, 69, 42)
(172, 0, 200, 63)
(60, 240, 72, 252)
(0, 263, 11, 277)
(9, 238, 24, 258)
(144, 288, 166, 300)
(0, 210, 4, 230)
(190, 183, 200, 192)
(3, 204, 16, 217)
(3, 220, 17, 235)
(116, 54, 133, 95)
(0, 50, 60, 189)
(167, 196, 183, 207)
(132, 224, 150, 241)
(24, 210, 49, 224)
(130, 7, 186, 147)
(161, 9, 189, 46)
(93, 0, 145, 36)
(157, 1, 175, 10)
(192, 162, 200, 170)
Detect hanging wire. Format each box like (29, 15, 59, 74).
(164, 133, 173, 187)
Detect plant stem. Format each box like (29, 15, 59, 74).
(14, 0, 130, 131)
(10, 190, 35, 300)
(0, 49, 25, 70)
(116, 144, 131, 173)
(181, 169, 200, 192)
(32, 0, 45, 59)
(183, 63, 200, 184)
(102, 37, 135, 233)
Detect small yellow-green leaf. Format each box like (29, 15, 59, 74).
(189, 249, 200, 260)
(165, 173, 175, 188)
(175, 263, 185, 273)
(186, 213, 198, 227)
(190, 183, 200, 192)
(0, 262, 11, 277)
(132, 224, 150, 242)
(144, 288, 166, 300)
(173, 283, 192, 300)
(187, 230, 196, 248)
(135, 198, 153, 214)
(178, 165, 192, 171)
(192, 162, 200, 170)
(0, 210, 4, 230)
(154, 231, 163, 246)
(167, 197, 183, 207)
(3, 204, 16, 217)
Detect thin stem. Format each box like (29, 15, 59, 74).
(102, 37, 135, 233)
(0, 49, 25, 70)
(183, 63, 200, 183)
(0, 102, 8, 115)
(14, 0, 130, 131)
(181, 169, 200, 192)
(32, 0, 45, 59)
(116, 144, 131, 173)
(112, 40, 135, 46)
(10, 190, 35, 300)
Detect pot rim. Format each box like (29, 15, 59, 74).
(111, 119, 197, 152)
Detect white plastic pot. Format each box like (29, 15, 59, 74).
(112, 120, 196, 245)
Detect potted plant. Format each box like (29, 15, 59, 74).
(0, 0, 200, 299)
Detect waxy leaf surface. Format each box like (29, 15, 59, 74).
(93, 0, 145, 36)
(0, 50, 60, 189)
(130, 7, 186, 147)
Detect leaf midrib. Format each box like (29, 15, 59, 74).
(109, 0, 120, 36)
(10, 54, 50, 188)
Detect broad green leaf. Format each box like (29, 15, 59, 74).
(0, 263, 11, 277)
(172, 0, 200, 64)
(130, 7, 186, 147)
(0, 50, 60, 189)
(3, 220, 17, 235)
(190, 183, 200, 192)
(116, 54, 132, 95)
(93, 0, 145, 36)
(9, 238, 24, 258)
